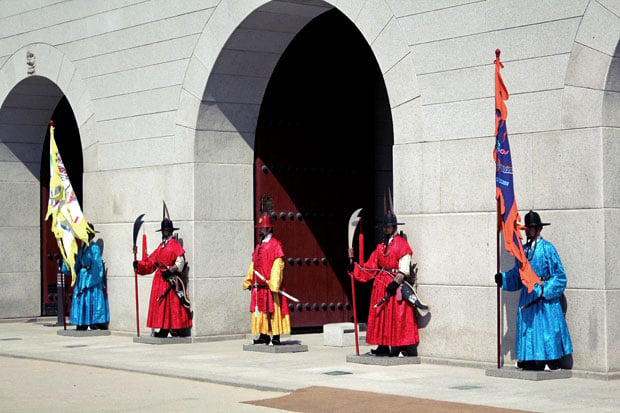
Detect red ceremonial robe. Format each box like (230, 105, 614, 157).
(242, 236, 290, 335)
(350, 234, 419, 346)
(136, 237, 192, 330)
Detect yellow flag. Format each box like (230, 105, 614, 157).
(45, 122, 92, 286)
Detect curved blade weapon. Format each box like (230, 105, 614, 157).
(348, 208, 363, 356)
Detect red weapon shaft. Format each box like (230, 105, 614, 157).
(351, 219, 363, 356)
(133, 247, 140, 337)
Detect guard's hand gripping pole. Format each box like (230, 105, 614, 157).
(372, 266, 428, 310)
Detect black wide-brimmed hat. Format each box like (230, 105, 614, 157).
(156, 218, 179, 232)
(524, 210, 550, 228)
(383, 211, 404, 228)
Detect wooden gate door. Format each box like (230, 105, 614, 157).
(41, 184, 66, 316)
(255, 122, 373, 328)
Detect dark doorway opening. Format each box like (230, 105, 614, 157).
(255, 9, 393, 327)
(40, 96, 83, 316)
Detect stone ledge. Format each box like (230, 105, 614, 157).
(57, 329, 111, 337)
(485, 366, 572, 381)
(243, 343, 308, 353)
(132, 336, 192, 345)
(346, 354, 421, 366)
(191, 334, 246, 343)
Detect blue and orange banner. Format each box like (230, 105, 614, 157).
(494, 53, 540, 293)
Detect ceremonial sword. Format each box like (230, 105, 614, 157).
(253, 270, 300, 303)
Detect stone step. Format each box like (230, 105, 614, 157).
(323, 322, 366, 347)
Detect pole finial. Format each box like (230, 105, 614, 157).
(49, 120, 54, 126)
(495, 49, 501, 58)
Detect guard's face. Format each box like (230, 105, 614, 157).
(525, 226, 541, 241)
(258, 227, 271, 238)
(384, 225, 396, 237)
(162, 229, 172, 239)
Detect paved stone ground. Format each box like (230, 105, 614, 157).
(1, 319, 619, 412)
(0, 356, 288, 412)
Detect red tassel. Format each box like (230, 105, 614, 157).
(142, 233, 147, 260)
(358, 219, 364, 263)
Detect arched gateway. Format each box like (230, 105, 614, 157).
(254, 9, 392, 327)
(0, 71, 86, 318)
(191, 2, 409, 330)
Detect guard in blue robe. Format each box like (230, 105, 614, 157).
(63, 224, 110, 330)
(496, 211, 572, 370)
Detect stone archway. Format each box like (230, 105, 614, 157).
(253, 7, 392, 327)
(178, 0, 423, 335)
(0, 44, 94, 318)
(560, 0, 620, 376)
(562, 1, 619, 130)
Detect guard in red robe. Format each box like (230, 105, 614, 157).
(133, 219, 191, 337)
(242, 213, 290, 345)
(348, 211, 419, 357)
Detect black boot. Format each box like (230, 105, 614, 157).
(171, 328, 190, 337)
(253, 334, 270, 345)
(370, 345, 390, 356)
(271, 335, 281, 345)
(153, 329, 169, 338)
(546, 359, 560, 370)
(389, 346, 408, 357)
(517, 360, 545, 371)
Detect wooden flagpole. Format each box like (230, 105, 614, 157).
(495, 48, 502, 369)
(496, 199, 501, 369)
(351, 219, 363, 356)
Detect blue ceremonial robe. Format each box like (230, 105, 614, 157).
(501, 237, 573, 361)
(64, 242, 110, 327)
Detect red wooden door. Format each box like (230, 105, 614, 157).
(41, 185, 69, 316)
(255, 124, 373, 328)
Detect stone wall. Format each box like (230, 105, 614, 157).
(0, 0, 617, 375)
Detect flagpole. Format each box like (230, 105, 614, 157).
(496, 199, 501, 369)
(60, 258, 67, 330)
(495, 49, 502, 369)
